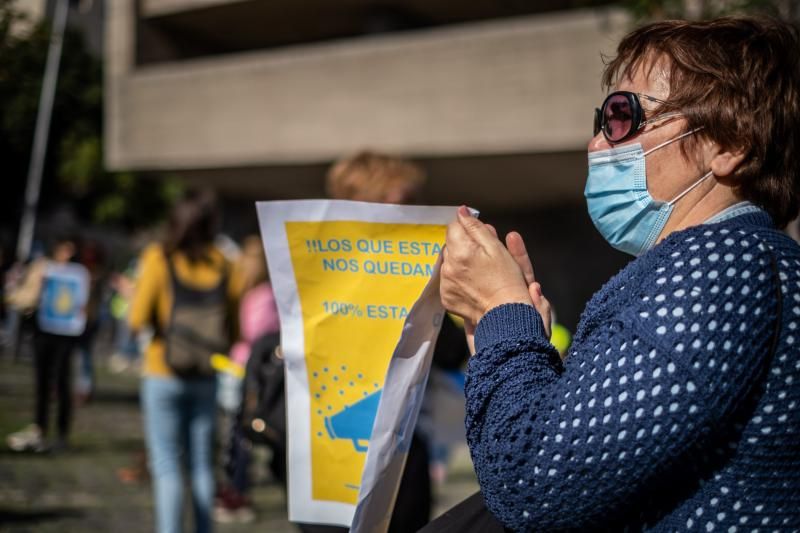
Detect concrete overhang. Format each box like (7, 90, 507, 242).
(106, 3, 630, 205)
(142, 0, 241, 18)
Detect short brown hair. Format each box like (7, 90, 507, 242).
(325, 151, 426, 204)
(603, 17, 800, 227)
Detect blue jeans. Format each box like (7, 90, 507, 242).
(76, 321, 98, 396)
(142, 377, 216, 533)
(115, 317, 140, 361)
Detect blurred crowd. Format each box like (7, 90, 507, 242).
(3, 5, 799, 531)
(2, 151, 571, 533)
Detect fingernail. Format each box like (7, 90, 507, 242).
(458, 205, 470, 217)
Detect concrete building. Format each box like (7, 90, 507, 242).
(105, 0, 635, 327)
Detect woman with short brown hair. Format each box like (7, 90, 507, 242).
(603, 17, 800, 228)
(435, 16, 800, 531)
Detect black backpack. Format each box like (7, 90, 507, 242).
(163, 253, 230, 378)
(240, 332, 285, 449)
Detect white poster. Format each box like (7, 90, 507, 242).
(257, 200, 458, 527)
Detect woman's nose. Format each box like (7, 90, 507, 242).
(588, 132, 612, 152)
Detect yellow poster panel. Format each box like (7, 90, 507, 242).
(285, 221, 446, 505)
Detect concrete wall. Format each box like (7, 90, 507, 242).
(106, 3, 629, 172)
(105, 1, 637, 330)
(141, 0, 240, 18)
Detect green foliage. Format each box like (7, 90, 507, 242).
(0, 0, 178, 234)
(59, 133, 102, 194)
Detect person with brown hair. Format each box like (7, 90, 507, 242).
(432, 16, 800, 531)
(325, 151, 426, 205)
(130, 189, 242, 533)
(6, 235, 88, 453)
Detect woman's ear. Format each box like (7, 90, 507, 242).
(709, 146, 747, 178)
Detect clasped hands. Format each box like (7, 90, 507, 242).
(440, 206, 551, 352)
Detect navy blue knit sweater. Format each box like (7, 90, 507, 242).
(467, 211, 800, 531)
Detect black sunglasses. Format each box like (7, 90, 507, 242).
(594, 91, 680, 143)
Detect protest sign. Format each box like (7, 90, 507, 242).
(257, 200, 458, 527)
(350, 254, 445, 533)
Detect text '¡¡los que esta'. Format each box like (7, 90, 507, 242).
(305, 238, 442, 277)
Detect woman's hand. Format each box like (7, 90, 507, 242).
(441, 207, 552, 354)
(505, 230, 551, 341)
(441, 206, 547, 325)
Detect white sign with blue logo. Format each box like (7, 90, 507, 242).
(37, 262, 90, 337)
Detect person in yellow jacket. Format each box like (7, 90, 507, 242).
(129, 189, 241, 533)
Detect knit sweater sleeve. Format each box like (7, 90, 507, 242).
(465, 227, 780, 531)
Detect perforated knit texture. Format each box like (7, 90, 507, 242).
(467, 211, 800, 532)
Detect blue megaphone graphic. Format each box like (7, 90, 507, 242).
(324, 389, 382, 452)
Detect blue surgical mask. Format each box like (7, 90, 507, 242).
(584, 129, 711, 256)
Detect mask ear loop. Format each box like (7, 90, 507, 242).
(639, 126, 712, 205)
(668, 170, 714, 206)
(643, 127, 704, 156)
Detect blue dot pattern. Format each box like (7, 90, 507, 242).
(311, 367, 375, 440)
(467, 211, 800, 531)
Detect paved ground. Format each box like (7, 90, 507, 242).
(0, 352, 477, 533)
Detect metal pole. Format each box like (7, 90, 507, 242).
(16, 0, 70, 262)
